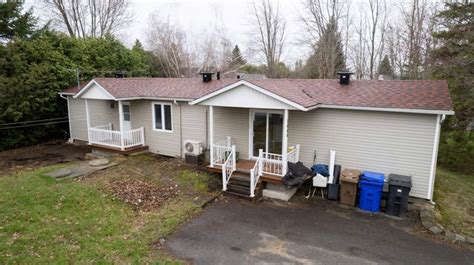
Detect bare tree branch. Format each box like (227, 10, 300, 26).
(43, 0, 133, 38)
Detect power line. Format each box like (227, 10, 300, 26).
(0, 112, 120, 130)
(0, 120, 70, 130)
(0, 117, 69, 126)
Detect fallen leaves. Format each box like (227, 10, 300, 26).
(105, 178, 179, 212)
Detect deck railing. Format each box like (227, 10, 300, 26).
(262, 152, 284, 176)
(262, 144, 301, 177)
(250, 149, 263, 197)
(88, 124, 144, 150)
(221, 145, 236, 191)
(211, 136, 232, 166)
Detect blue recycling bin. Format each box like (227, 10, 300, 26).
(358, 171, 385, 212)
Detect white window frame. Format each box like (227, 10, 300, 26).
(151, 102, 173, 133)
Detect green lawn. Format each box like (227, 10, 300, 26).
(0, 160, 213, 264)
(434, 167, 474, 238)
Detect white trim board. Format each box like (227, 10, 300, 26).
(427, 114, 443, 201)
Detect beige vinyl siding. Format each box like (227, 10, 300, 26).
(288, 109, 437, 199)
(130, 100, 181, 157)
(181, 104, 208, 157)
(213, 107, 250, 159)
(68, 97, 119, 141)
(87, 99, 120, 130)
(68, 97, 88, 141)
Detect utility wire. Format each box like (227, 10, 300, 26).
(0, 113, 120, 130)
(0, 120, 70, 130)
(0, 117, 69, 126)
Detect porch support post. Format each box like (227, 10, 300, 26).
(118, 100, 125, 150)
(85, 99, 91, 143)
(209, 105, 214, 167)
(282, 109, 289, 175)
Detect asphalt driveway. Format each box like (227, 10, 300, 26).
(166, 197, 473, 265)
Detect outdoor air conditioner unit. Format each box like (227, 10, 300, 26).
(184, 140, 204, 155)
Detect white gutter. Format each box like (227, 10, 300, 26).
(117, 97, 192, 102)
(307, 104, 455, 115)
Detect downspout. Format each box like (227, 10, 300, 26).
(59, 94, 73, 143)
(178, 102, 183, 157)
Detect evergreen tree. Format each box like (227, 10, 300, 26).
(378, 55, 393, 79)
(304, 18, 346, 79)
(0, 32, 155, 150)
(0, 1, 37, 40)
(229, 45, 246, 70)
(432, 1, 474, 173)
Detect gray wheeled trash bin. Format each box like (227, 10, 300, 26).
(386, 174, 412, 217)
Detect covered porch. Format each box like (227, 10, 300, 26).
(190, 80, 307, 197)
(84, 99, 145, 152)
(74, 80, 146, 152)
(204, 106, 301, 197)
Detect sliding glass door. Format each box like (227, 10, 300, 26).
(252, 111, 283, 156)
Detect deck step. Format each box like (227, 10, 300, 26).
(225, 172, 251, 197)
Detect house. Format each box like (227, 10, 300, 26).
(60, 73, 453, 201)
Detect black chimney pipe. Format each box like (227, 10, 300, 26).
(200, 72, 214, 83)
(337, 70, 354, 85)
(217, 71, 220, 80)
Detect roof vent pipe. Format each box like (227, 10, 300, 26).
(337, 70, 354, 85)
(216, 71, 220, 80)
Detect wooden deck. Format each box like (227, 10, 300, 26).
(206, 159, 283, 185)
(89, 144, 149, 155)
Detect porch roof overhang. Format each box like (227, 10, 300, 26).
(189, 80, 307, 111)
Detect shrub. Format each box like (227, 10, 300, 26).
(438, 130, 474, 174)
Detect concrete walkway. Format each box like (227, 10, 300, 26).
(167, 198, 473, 265)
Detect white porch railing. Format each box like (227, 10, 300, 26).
(250, 149, 264, 197)
(261, 152, 284, 176)
(211, 136, 232, 166)
(89, 124, 144, 150)
(262, 144, 301, 177)
(222, 145, 236, 191)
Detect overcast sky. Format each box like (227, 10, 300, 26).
(25, 0, 310, 66)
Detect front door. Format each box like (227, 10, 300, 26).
(251, 111, 283, 157)
(122, 102, 131, 132)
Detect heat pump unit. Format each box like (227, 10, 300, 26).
(184, 140, 204, 155)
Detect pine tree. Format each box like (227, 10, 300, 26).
(304, 18, 346, 79)
(378, 55, 393, 79)
(229, 45, 246, 70)
(0, 1, 37, 41)
(432, 1, 474, 172)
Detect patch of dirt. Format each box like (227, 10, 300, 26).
(105, 178, 179, 212)
(0, 140, 91, 175)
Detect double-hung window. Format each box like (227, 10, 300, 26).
(152, 103, 172, 132)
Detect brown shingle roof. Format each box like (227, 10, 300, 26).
(63, 77, 453, 111)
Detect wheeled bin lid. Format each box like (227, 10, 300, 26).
(361, 171, 385, 184)
(388, 174, 412, 188)
(341, 169, 360, 183)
